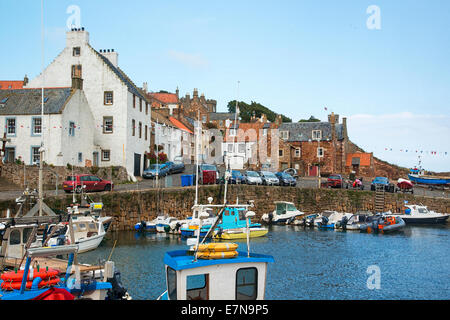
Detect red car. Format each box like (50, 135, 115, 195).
(327, 174, 345, 188)
(63, 174, 113, 193)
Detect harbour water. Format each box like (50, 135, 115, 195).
(78, 225, 450, 300)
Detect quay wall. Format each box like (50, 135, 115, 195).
(0, 185, 449, 232)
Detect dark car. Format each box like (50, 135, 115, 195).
(371, 176, 395, 193)
(142, 163, 170, 179)
(327, 174, 345, 188)
(276, 172, 297, 186)
(229, 170, 245, 184)
(258, 171, 280, 186)
(166, 157, 185, 174)
(63, 174, 113, 193)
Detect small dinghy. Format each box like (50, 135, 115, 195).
(360, 215, 405, 234)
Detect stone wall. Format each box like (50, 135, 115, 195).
(1, 185, 448, 232)
(0, 163, 129, 189)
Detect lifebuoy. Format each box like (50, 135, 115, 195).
(1, 277, 61, 291)
(1, 268, 59, 282)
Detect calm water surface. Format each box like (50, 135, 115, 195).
(78, 224, 450, 300)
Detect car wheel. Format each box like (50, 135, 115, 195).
(104, 184, 112, 191)
(75, 186, 82, 194)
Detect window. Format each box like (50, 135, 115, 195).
(263, 128, 268, 136)
(132, 119, 136, 136)
(6, 118, 16, 135)
(139, 98, 142, 112)
(145, 125, 148, 140)
(227, 144, 234, 153)
(238, 143, 245, 154)
(317, 147, 324, 158)
(236, 267, 258, 300)
(167, 267, 177, 300)
(312, 130, 322, 140)
(78, 152, 83, 163)
(32, 117, 42, 135)
(71, 65, 82, 78)
(133, 95, 136, 108)
(229, 128, 237, 137)
(23, 228, 35, 244)
(279, 149, 283, 157)
(139, 122, 142, 139)
(280, 131, 289, 140)
(202, 115, 207, 123)
(73, 47, 81, 56)
(103, 117, 113, 133)
(186, 274, 209, 300)
(102, 150, 111, 161)
(145, 102, 149, 115)
(69, 122, 75, 136)
(31, 146, 40, 164)
(104, 91, 113, 105)
(10, 230, 21, 245)
(295, 148, 301, 157)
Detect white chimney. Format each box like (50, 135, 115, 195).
(100, 49, 119, 67)
(66, 28, 89, 48)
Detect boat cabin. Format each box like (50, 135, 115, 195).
(220, 207, 253, 229)
(0, 224, 40, 260)
(274, 201, 299, 216)
(70, 216, 103, 239)
(160, 249, 274, 300)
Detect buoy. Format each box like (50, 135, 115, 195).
(1, 277, 61, 291)
(1, 268, 59, 282)
(197, 251, 239, 260)
(195, 243, 238, 252)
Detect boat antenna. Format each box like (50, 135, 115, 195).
(194, 110, 200, 206)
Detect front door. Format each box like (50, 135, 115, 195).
(309, 166, 318, 177)
(134, 153, 141, 177)
(5, 147, 15, 163)
(93, 152, 99, 167)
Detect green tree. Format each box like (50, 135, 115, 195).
(298, 116, 320, 123)
(227, 100, 292, 123)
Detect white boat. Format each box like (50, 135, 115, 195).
(155, 216, 180, 233)
(344, 212, 376, 230)
(261, 201, 305, 224)
(390, 204, 449, 224)
(47, 215, 108, 253)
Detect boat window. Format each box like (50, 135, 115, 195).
(88, 223, 97, 232)
(22, 227, 35, 244)
(78, 223, 87, 231)
(238, 210, 246, 221)
(276, 204, 286, 215)
(10, 230, 21, 245)
(287, 204, 296, 212)
(186, 274, 209, 300)
(236, 267, 258, 300)
(167, 267, 177, 300)
(418, 208, 428, 214)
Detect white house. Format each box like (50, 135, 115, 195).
(0, 87, 95, 167)
(26, 28, 151, 179)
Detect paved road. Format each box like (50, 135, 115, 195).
(0, 165, 448, 201)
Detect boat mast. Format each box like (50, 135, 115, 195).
(38, 0, 45, 216)
(194, 110, 200, 206)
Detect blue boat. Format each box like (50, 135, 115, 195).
(408, 168, 450, 186)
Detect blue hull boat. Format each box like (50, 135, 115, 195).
(408, 174, 450, 186)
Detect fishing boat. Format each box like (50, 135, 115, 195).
(46, 214, 108, 253)
(180, 207, 218, 238)
(157, 210, 274, 300)
(390, 204, 449, 224)
(261, 201, 305, 225)
(213, 206, 268, 240)
(408, 168, 450, 186)
(360, 215, 405, 234)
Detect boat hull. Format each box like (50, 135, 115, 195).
(408, 174, 450, 185)
(392, 215, 449, 224)
(76, 234, 106, 253)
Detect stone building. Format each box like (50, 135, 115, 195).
(179, 89, 217, 123)
(278, 112, 349, 176)
(0, 86, 95, 167)
(25, 28, 151, 180)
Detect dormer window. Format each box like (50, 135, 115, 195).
(73, 47, 81, 57)
(280, 131, 289, 140)
(312, 130, 322, 140)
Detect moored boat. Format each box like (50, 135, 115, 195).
(261, 201, 305, 225)
(390, 204, 449, 224)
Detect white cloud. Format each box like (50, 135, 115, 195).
(346, 112, 450, 172)
(168, 50, 210, 69)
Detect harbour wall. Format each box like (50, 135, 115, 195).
(0, 185, 449, 231)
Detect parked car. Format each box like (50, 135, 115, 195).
(142, 163, 170, 179)
(166, 158, 185, 174)
(63, 174, 113, 193)
(327, 174, 346, 188)
(275, 172, 297, 186)
(243, 171, 263, 185)
(199, 164, 220, 184)
(371, 176, 395, 193)
(283, 168, 299, 179)
(259, 171, 280, 186)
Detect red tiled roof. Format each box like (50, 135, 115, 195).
(148, 92, 179, 104)
(0, 81, 23, 90)
(169, 116, 193, 134)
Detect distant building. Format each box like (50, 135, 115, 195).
(0, 77, 27, 90)
(25, 28, 151, 179)
(0, 86, 95, 166)
(179, 89, 217, 123)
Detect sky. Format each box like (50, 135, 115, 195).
(1, 0, 449, 171)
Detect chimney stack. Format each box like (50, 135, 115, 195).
(100, 49, 119, 67)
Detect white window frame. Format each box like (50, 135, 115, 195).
(295, 148, 301, 157)
(280, 131, 289, 140)
(317, 147, 324, 158)
(312, 130, 322, 140)
(102, 150, 111, 162)
(229, 128, 237, 137)
(32, 117, 42, 135)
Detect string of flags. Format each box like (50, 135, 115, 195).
(383, 147, 448, 156)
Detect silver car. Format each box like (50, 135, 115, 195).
(259, 171, 280, 186)
(244, 171, 263, 185)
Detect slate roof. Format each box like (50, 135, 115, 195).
(0, 88, 73, 115)
(278, 122, 344, 142)
(209, 112, 236, 121)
